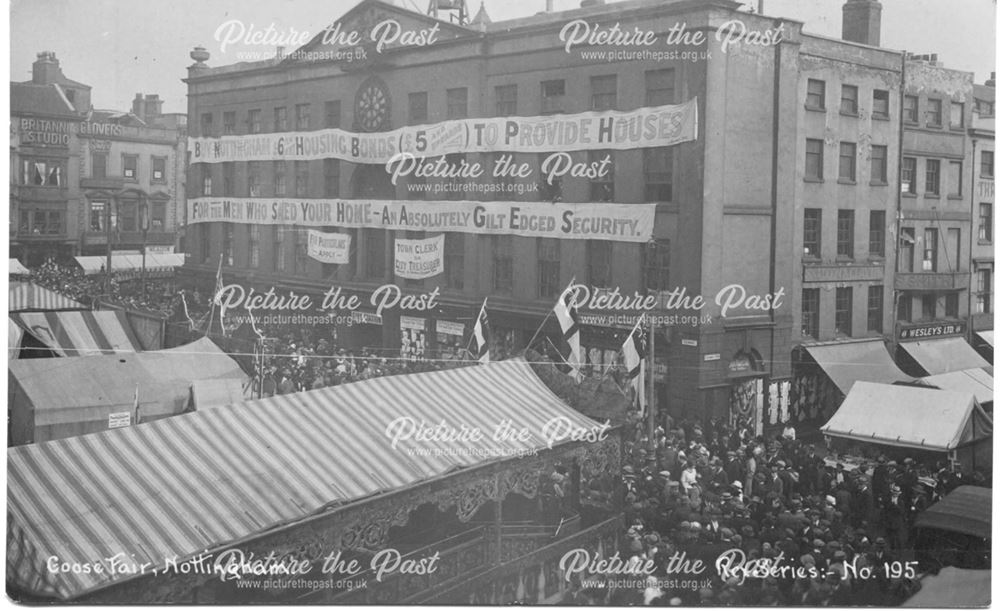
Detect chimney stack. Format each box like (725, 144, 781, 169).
(32, 51, 64, 85)
(986, 72, 996, 88)
(842, 0, 882, 47)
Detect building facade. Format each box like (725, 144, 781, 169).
(969, 78, 995, 336)
(10, 52, 187, 267)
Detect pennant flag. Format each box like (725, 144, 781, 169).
(553, 283, 583, 381)
(470, 298, 490, 363)
(180, 292, 196, 331)
(208, 254, 228, 337)
(622, 315, 647, 415)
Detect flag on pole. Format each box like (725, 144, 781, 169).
(180, 292, 196, 331)
(210, 253, 227, 337)
(132, 383, 141, 425)
(622, 315, 647, 415)
(553, 283, 583, 381)
(247, 307, 264, 341)
(470, 298, 490, 363)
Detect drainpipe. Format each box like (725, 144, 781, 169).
(967, 137, 977, 342)
(892, 53, 907, 351)
(767, 22, 781, 381)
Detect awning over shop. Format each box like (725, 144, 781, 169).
(9, 310, 142, 357)
(915, 368, 994, 406)
(898, 337, 991, 375)
(9, 258, 29, 275)
(8, 338, 248, 445)
(803, 339, 909, 395)
(73, 254, 183, 277)
(190, 377, 251, 410)
(913, 486, 992, 539)
(7, 359, 604, 600)
(974, 330, 994, 348)
(9, 281, 85, 312)
(902, 567, 991, 607)
(821, 382, 992, 452)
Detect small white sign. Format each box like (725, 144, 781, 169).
(108, 412, 131, 429)
(681, 339, 698, 347)
(704, 353, 721, 361)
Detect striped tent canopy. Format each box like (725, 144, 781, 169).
(9, 281, 85, 312)
(74, 254, 185, 278)
(7, 359, 605, 600)
(9, 258, 29, 275)
(10, 310, 141, 357)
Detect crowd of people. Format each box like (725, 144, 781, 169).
(563, 415, 989, 606)
(27, 260, 178, 316)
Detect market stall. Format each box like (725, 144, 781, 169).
(9, 309, 142, 357)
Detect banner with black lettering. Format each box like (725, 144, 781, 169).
(188, 198, 655, 243)
(306, 230, 351, 264)
(188, 98, 698, 164)
(394, 234, 443, 279)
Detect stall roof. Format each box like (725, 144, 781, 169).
(803, 339, 909, 395)
(190, 377, 251, 410)
(914, 486, 992, 540)
(9, 281, 85, 312)
(7, 359, 605, 600)
(975, 330, 994, 348)
(821, 382, 992, 452)
(902, 567, 991, 607)
(915, 368, 994, 405)
(9, 310, 141, 357)
(73, 254, 184, 276)
(9, 258, 29, 275)
(898, 337, 991, 375)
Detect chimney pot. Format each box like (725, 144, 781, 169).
(842, 0, 882, 47)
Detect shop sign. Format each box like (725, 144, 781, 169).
(898, 321, 966, 340)
(681, 338, 698, 347)
(436, 321, 465, 336)
(351, 310, 382, 325)
(704, 353, 721, 361)
(108, 412, 131, 429)
(18, 118, 74, 146)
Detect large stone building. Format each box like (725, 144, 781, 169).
(969, 76, 995, 340)
(10, 52, 188, 267)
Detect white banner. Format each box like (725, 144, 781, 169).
(187, 198, 655, 243)
(306, 230, 351, 264)
(394, 234, 443, 279)
(188, 99, 698, 164)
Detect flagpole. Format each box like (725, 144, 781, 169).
(646, 316, 657, 469)
(527, 277, 576, 353)
(466, 297, 488, 358)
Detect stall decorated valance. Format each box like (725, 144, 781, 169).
(189, 98, 698, 164)
(10, 310, 141, 357)
(9, 281, 85, 312)
(187, 198, 656, 242)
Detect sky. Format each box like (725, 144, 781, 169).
(8, 0, 997, 113)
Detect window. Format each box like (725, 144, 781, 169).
(897, 295, 912, 322)
(587, 240, 612, 287)
(945, 292, 959, 318)
(872, 90, 890, 119)
(946, 228, 961, 273)
(295, 104, 310, 130)
(25, 210, 63, 235)
(948, 161, 963, 196)
(274, 107, 288, 131)
(444, 233, 464, 289)
(201, 165, 212, 196)
(976, 268, 992, 313)
(806, 79, 825, 109)
(835, 287, 853, 336)
(589, 150, 613, 201)
(903, 95, 918, 123)
(200, 112, 213, 136)
(950, 101, 964, 129)
(408, 92, 428, 123)
(495, 85, 517, 116)
(869, 210, 886, 257)
(200, 227, 212, 264)
(981, 151, 994, 178)
(294, 161, 309, 197)
(645, 69, 675, 105)
(867, 285, 883, 333)
(222, 162, 234, 196)
(152, 156, 166, 182)
(89, 200, 106, 231)
(925, 159, 940, 195)
(492, 235, 513, 293)
(446, 88, 468, 119)
(979, 203, 993, 242)
(89, 152, 107, 179)
(923, 228, 938, 272)
(22, 159, 64, 187)
(119, 201, 137, 231)
(837, 209, 854, 258)
(541, 80, 565, 114)
(274, 162, 286, 196)
(537, 238, 560, 299)
(223, 111, 236, 135)
(223, 223, 234, 266)
(294, 229, 309, 274)
(921, 294, 936, 320)
(840, 84, 858, 114)
(248, 161, 262, 197)
(151, 200, 165, 230)
(643, 148, 672, 201)
(324, 159, 339, 197)
(902, 157, 917, 193)
(249, 226, 260, 268)
(870, 145, 887, 184)
(366, 230, 386, 278)
(591, 75, 617, 110)
(801, 288, 820, 338)
(275, 227, 286, 271)
(805, 139, 824, 180)
(899, 227, 915, 272)
(641, 239, 671, 291)
(926, 98, 942, 126)
(324, 100, 341, 129)
(839, 142, 857, 181)
(248, 109, 262, 134)
(122, 154, 138, 180)
(975, 98, 995, 117)
(803, 208, 822, 258)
